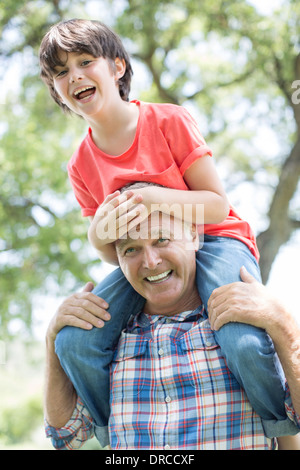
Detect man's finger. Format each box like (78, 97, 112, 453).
(82, 282, 95, 293)
(239, 266, 257, 284)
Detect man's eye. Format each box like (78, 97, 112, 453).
(124, 247, 136, 256)
(157, 238, 169, 245)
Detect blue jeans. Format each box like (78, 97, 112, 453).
(55, 236, 299, 446)
(196, 236, 298, 438)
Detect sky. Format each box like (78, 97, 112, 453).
(247, 0, 285, 15)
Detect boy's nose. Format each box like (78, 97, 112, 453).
(69, 69, 83, 84)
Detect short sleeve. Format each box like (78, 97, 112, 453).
(165, 107, 212, 175)
(67, 163, 98, 217)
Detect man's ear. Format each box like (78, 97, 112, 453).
(190, 223, 197, 237)
(184, 223, 199, 251)
(190, 223, 200, 251)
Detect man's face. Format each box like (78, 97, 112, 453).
(116, 213, 200, 316)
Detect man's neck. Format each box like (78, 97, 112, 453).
(144, 288, 202, 317)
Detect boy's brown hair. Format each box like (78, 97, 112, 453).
(39, 19, 133, 112)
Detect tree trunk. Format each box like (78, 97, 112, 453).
(257, 136, 300, 284)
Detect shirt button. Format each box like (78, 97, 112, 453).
(158, 348, 164, 356)
(206, 340, 212, 347)
(164, 444, 171, 450)
(165, 396, 171, 403)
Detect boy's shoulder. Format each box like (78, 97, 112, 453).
(140, 100, 189, 124)
(141, 100, 182, 115)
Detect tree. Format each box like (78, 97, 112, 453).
(1, 0, 299, 338)
(115, 0, 300, 283)
(0, 0, 94, 338)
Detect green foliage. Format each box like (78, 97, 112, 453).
(0, 73, 93, 339)
(0, 395, 43, 444)
(1, 0, 300, 338)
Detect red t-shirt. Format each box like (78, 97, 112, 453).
(67, 100, 259, 260)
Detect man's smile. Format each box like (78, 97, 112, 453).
(145, 270, 173, 284)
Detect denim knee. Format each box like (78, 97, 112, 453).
(232, 330, 273, 368)
(215, 323, 274, 372)
(55, 326, 78, 365)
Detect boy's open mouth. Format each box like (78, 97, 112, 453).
(73, 86, 96, 100)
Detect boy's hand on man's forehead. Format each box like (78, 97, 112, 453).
(93, 189, 148, 243)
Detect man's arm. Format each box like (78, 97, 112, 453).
(44, 333, 77, 428)
(266, 308, 300, 416)
(44, 282, 109, 427)
(207, 266, 300, 417)
(44, 336, 94, 450)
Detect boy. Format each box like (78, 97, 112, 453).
(39, 19, 299, 446)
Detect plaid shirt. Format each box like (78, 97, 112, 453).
(46, 306, 300, 450)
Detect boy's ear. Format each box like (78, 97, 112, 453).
(114, 57, 126, 80)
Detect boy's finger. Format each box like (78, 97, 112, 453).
(103, 190, 120, 204)
(117, 204, 145, 228)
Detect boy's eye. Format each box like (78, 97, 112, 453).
(55, 70, 67, 78)
(81, 60, 92, 66)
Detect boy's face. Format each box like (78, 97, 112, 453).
(52, 51, 125, 118)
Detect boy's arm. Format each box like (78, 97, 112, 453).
(130, 155, 229, 226)
(183, 155, 229, 223)
(87, 155, 229, 264)
(87, 230, 119, 265)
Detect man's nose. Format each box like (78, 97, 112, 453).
(142, 247, 162, 270)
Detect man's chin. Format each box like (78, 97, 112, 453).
(143, 290, 184, 316)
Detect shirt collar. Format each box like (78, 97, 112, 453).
(128, 304, 205, 330)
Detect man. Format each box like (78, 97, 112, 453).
(45, 212, 300, 450)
